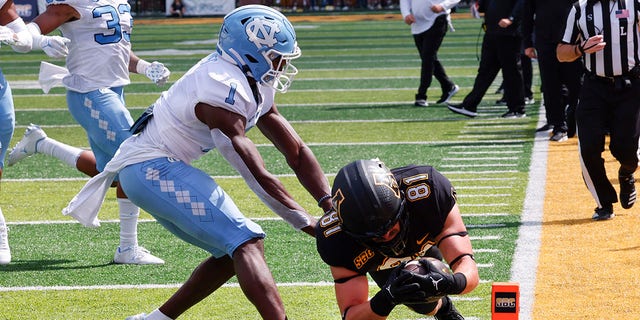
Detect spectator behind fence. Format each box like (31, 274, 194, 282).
(169, 0, 186, 17)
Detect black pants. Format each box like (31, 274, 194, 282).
(577, 76, 640, 208)
(413, 15, 455, 100)
(462, 33, 524, 112)
(536, 42, 583, 132)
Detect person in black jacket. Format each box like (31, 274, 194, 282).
(522, 0, 583, 141)
(447, 0, 526, 118)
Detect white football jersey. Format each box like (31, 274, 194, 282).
(133, 52, 276, 163)
(53, 0, 132, 92)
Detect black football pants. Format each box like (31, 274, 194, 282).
(577, 76, 640, 208)
(462, 33, 524, 112)
(413, 15, 455, 100)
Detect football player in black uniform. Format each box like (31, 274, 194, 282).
(316, 159, 479, 320)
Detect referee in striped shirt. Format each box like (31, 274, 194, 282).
(557, 0, 640, 221)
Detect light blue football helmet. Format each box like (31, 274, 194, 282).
(217, 5, 301, 93)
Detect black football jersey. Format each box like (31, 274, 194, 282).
(315, 165, 457, 275)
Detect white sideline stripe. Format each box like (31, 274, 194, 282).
(510, 103, 548, 320)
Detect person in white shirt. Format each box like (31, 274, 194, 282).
(400, 0, 460, 107)
(64, 5, 333, 320)
(7, 0, 171, 264)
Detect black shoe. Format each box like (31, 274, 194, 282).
(619, 173, 636, 209)
(536, 124, 554, 132)
(434, 296, 464, 320)
(495, 96, 507, 105)
(592, 205, 614, 221)
(447, 103, 478, 118)
(501, 110, 526, 118)
(550, 131, 568, 142)
(436, 85, 460, 104)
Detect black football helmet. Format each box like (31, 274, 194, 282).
(332, 159, 409, 257)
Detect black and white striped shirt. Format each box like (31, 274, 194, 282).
(562, 0, 640, 77)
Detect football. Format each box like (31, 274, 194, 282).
(403, 257, 453, 303)
(403, 257, 452, 275)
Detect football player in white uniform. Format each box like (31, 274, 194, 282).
(7, 0, 170, 264)
(0, 0, 79, 265)
(0, 0, 33, 265)
(63, 5, 332, 320)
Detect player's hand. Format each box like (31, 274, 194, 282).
(380, 263, 426, 304)
(0, 25, 17, 45)
(412, 258, 457, 297)
(40, 36, 71, 58)
(145, 61, 171, 86)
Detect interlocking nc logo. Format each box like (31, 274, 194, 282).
(245, 18, 281, 48)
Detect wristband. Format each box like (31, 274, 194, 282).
(136, 59, 150, 75)
(449, 272, 467, 294)
(317, 194, 331, 207)
(26, 22, 43, 49)
(369, 290, 395, 317)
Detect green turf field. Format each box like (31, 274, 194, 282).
(0, 13, 540, 320)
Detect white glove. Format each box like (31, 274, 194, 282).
(142, 61, 170, 86)
(39, 35, 70, 58)
(0, 25, 16, 45)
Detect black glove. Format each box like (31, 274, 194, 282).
(369, 263, 425, 316)
(412, 258, 466, 299)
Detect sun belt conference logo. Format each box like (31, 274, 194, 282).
(246, 17, 281, 49)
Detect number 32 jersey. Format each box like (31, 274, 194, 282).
(315, 165, 458, 274)
(54, 0, 133, 92)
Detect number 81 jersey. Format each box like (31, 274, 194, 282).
(315, 165, 458, 273)
(54, 0, 133, 92)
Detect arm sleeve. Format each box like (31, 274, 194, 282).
(7, 18, 32, 52)
(210, 128, 312, 230)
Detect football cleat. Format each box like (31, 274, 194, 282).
(114, 246, 165, 265)
(125, 313, 148, 320)
(7, 124, 47, 166)
(0, 213, 10, 265)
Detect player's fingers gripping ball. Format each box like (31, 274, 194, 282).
(404, 257, 454, 303)
(145, 61, 171, 86)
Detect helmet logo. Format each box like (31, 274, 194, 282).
(245, 18, 281, 49)
(372, 171, 401, 199)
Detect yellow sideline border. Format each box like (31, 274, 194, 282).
(535, 137, 640, 319)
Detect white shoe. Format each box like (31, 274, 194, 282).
(7, 124, 47, 166)
(125, 313, 148, 320)
(114, 246, 165, 265)
(0, 220, 11, 265)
